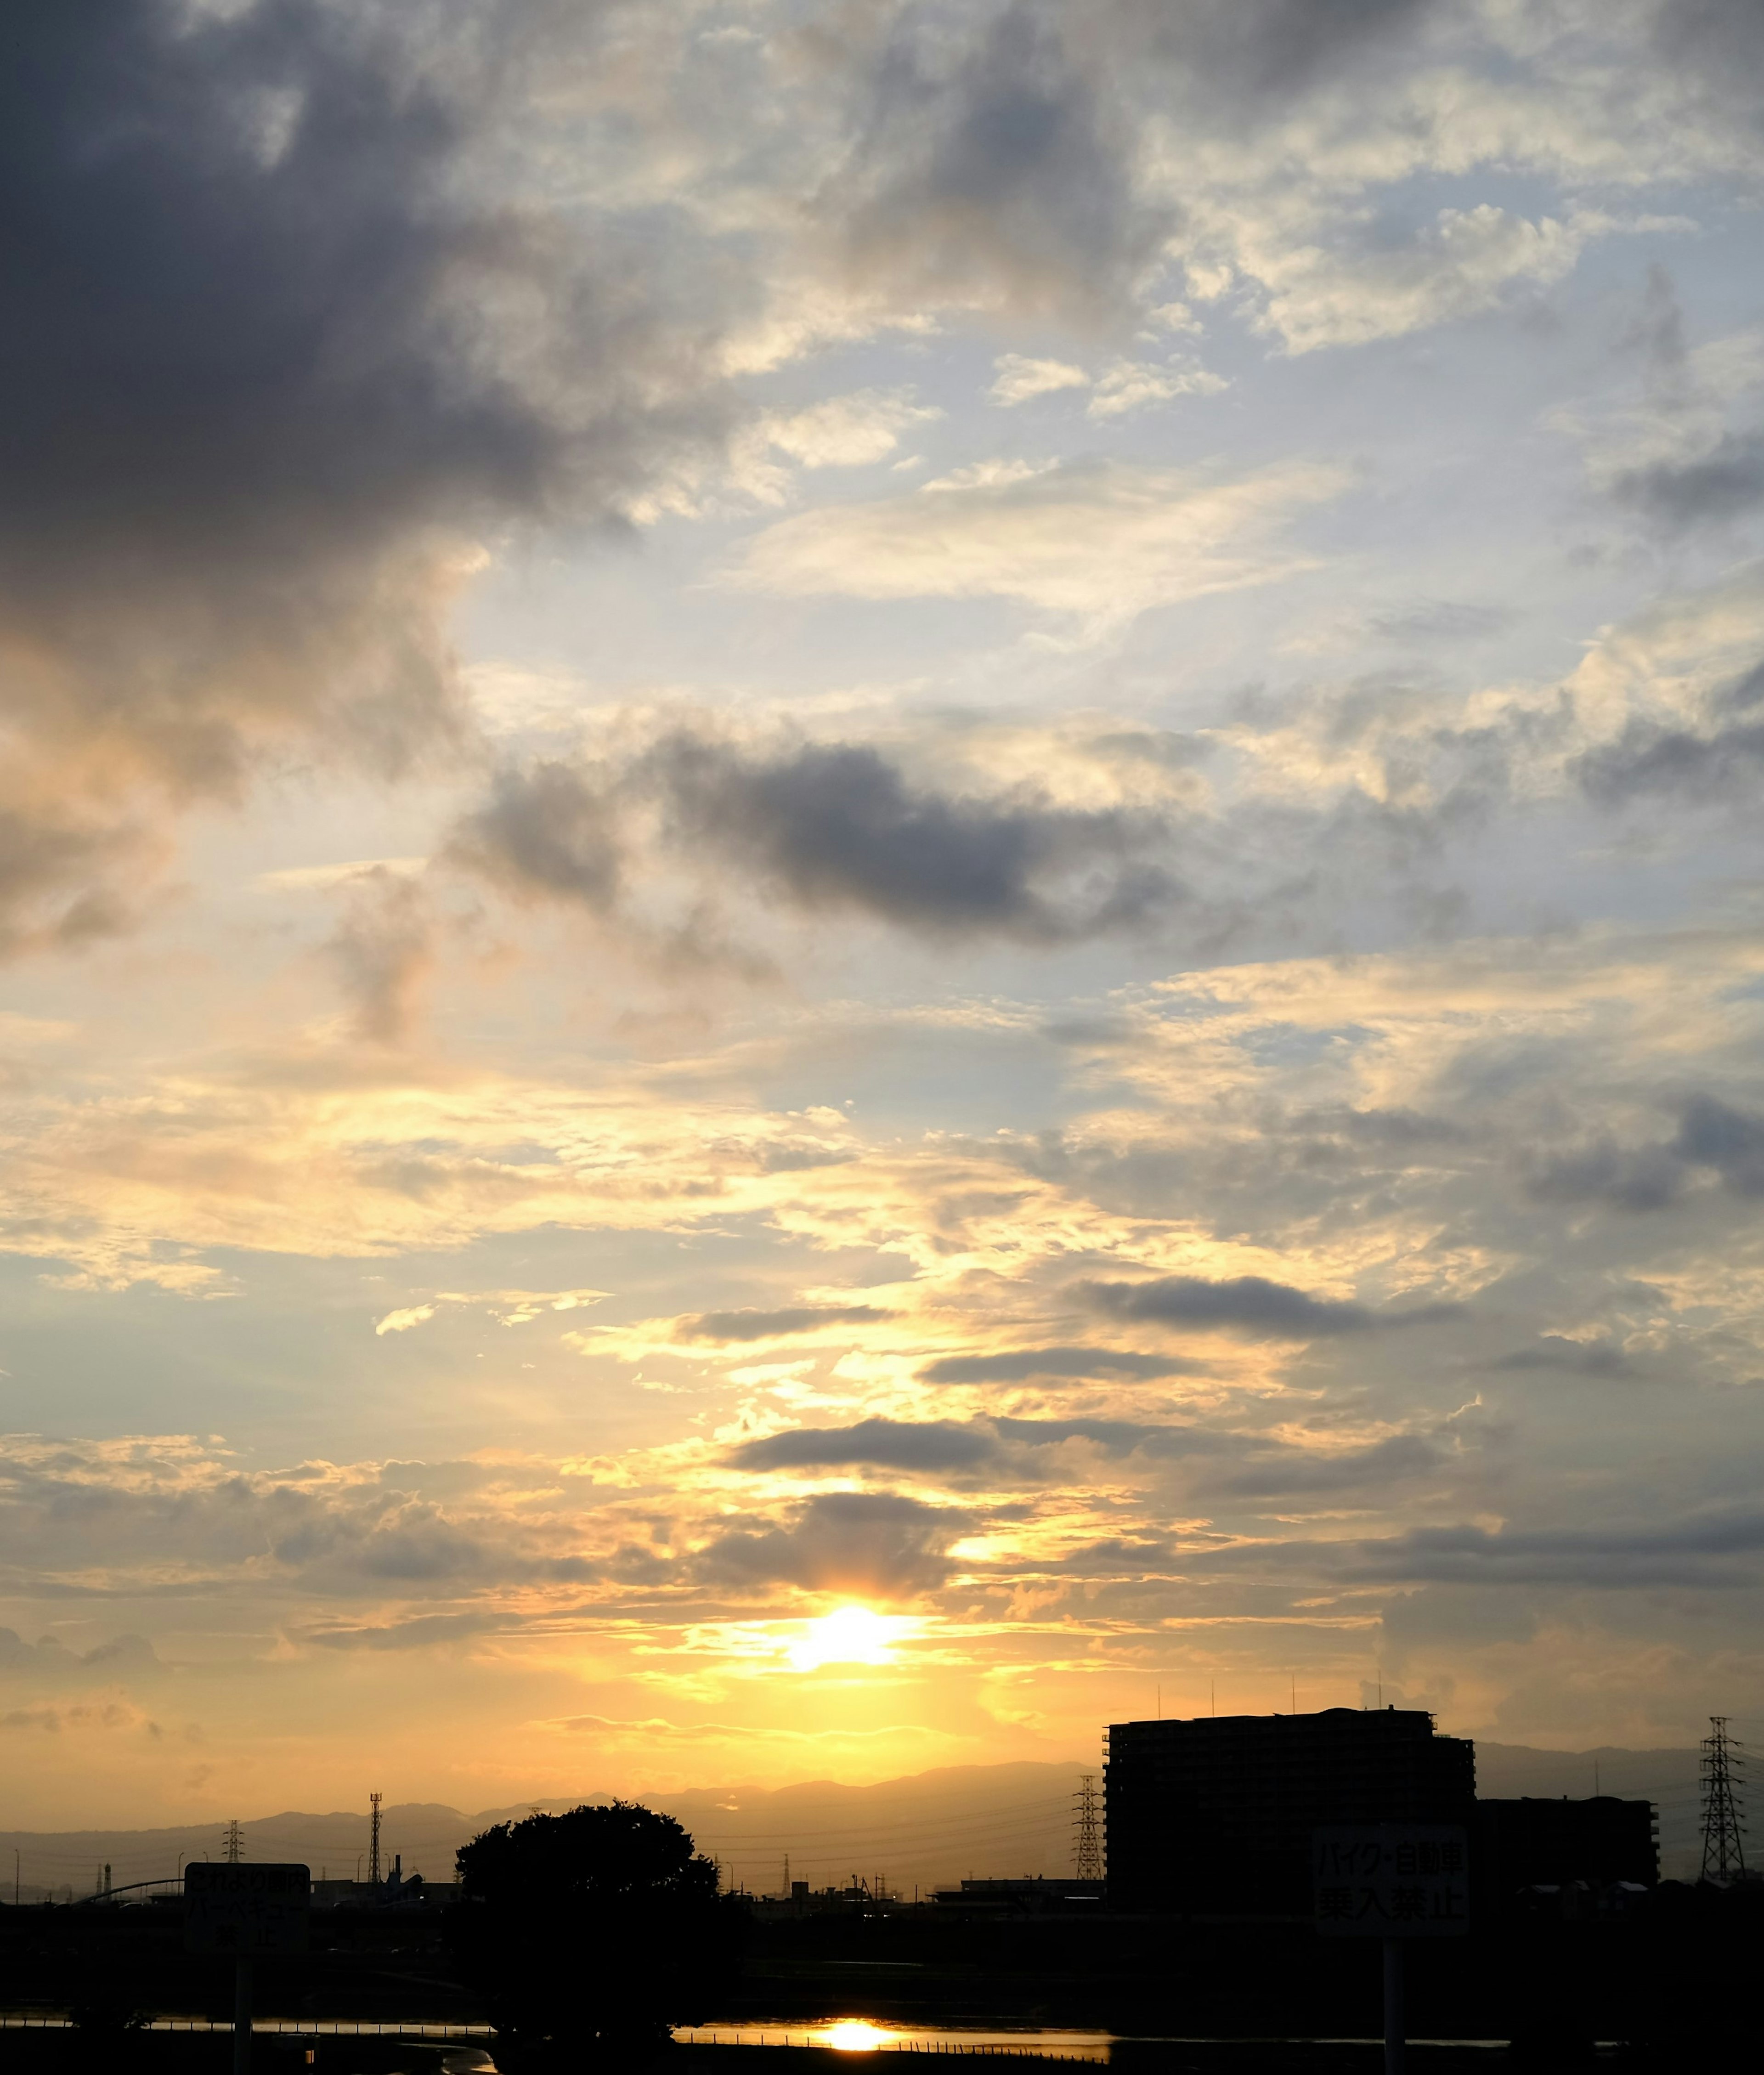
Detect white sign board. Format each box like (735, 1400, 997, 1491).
(185, 1862, 311, 1955)
(1312, 1825, 1469, 1938)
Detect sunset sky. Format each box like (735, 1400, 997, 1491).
(6, 0, 1764, 1828)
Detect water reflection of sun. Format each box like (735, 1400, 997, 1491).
(827, 2020, 892, 2051)
(787, 1604, 911, 1672)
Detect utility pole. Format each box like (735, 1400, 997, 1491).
(369, 1792, 383, 1887)
(1700, 1715, 1747, 1880)
(1072, 1772, 1103, 1882)
(222, 1822, 243, 1864)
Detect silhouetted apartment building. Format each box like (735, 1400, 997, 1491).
(1475, 1795, 1658, 1905)
(1104, 1707, 1476, 1914)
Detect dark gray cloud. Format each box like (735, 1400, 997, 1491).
(1077, 1272, 1453, 1338)
(650, 736, 1179, 942)
(457, 733, 1182, 944)
(0, 1629, 160, 1680)
(673, 1305, 892, 1345)
(729, 1419, 997, 1472)
(1514, 1097, 1764, 1213)
(1119, 0, 1436, 100)
(0, 0, 730, 943)
(695, 1491, 972, 1599)
(827, 3, 1170, 322)
(1575, 717, 1764, 805)
(991, 1415, 1221, 1457)
(1525, 1136, 1685, 1213)
(1674, 1093, 1764, 1196)
(1209, 1434, 1444, 1498)
(451, 763, 624, 912)
(324, 870, 434, 1044)
(1612, 432, 1764, 529)
(918, 1345, 1205, 1384)
(1487, 1338, 1630, 1377)
(294, 1610, 520, 1652)
(1329, 1509, 1764, 1590)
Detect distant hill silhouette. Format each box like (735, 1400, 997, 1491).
(0, 1744, 1713, 1901)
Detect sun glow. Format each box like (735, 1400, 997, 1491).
(826, 2021, 893, 2052)
(787, 1604, 910, 1671)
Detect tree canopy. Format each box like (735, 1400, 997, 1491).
(452, 1801, 736, 2067)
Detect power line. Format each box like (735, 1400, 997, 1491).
(1071, 1774, 1102, 1883)
(1700, 1715, 1747, 1880)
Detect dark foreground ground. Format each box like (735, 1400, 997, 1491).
(0, 2037, 1728, 2074)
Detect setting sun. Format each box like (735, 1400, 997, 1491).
(787, 1605, 909, 1672)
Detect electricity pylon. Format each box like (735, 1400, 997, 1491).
(1072, 1772, 1103, 1882)
(1701, 1716, 1747, 1880)
(222, 1821, 243, 1864)
(369, 1791, 383, 1886)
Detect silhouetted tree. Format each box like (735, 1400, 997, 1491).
(451, 1801, 737, 2069)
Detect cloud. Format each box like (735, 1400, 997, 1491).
(1077, 1272, 1449, 1338)
(824, 3, 1172, 324)
(1524, 1137, 1685, 1214)
(1252, 205, 1620, 357)
(673, 1305, 893, 1345)
(1674, 1093, 1764, 1196)
(918, 1345, 1205, 1383)
(451, 761, 624, 912)
(1209, 1433, 1444, 1498)
(1086, 358, 1227, 418)
(1575, 717, 1764, 807)
(1611, 431, 1764, 529)
(325, 869, 435, 1044)
(723, 458, 1346, 620)
(0, 1629, 161, 1682)
(294, 1611, 520, 1652)
(759, 389, 942, 469)
(989, 354, 1089, 405)
(375, 1289, 607, 1335)
(1487, 1339, 1630, 1377)
(0, 0, 732, 948)
(729, 1420, 997, 1472)
(1312, 1509, 1764, 1590)
(695, 1492, 972, 1599)
(649, 735, 1181, 940)
(458, 731, 1186, 944)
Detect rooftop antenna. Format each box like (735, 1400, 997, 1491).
(1072, 1773, 1103, 1883)
(1700, 1716, 1747, 1881)
(369, 1792, 383, 1887)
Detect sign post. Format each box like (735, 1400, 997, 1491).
(184, 1862, 310, 2075)
(1313, 1825, 1469, 2075)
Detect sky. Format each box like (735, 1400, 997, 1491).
(4, 0, 1764, 1830)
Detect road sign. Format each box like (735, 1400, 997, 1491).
(184, 1862, 311, 1955)
(1312, 1824, 1469, 1939)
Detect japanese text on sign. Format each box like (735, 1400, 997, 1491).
(1312, 1825, 1469, 1939)
(184, 1861, 311, 1956)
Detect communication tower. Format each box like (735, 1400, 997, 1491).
(1072, 1771, 1103, 1882)
(369, 1791, 383, 1886)
(1700, 1716, 1747, 1880)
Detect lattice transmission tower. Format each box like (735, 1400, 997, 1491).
(1072, 1772, 1103, 1882)
(1701, 1716, 1747, 1880)
(222, 1820, 243, 1864)
(369, 1791, 383, 1886)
